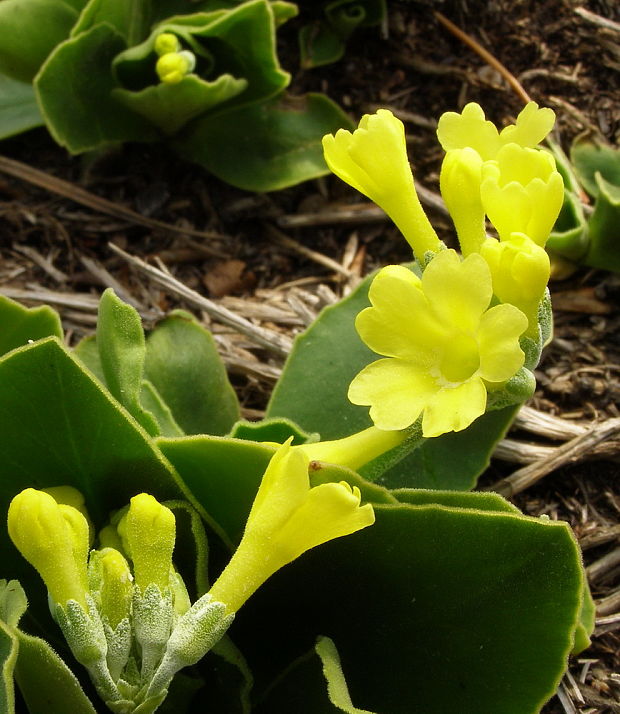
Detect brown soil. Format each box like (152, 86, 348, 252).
(1, 1, 619, 711)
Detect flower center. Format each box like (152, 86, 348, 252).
(439, 333, 480, 384)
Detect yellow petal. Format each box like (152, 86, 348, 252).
(323, 110, 440, 257)
(481, 175, 532, 240)
(422, 378, 487, 437)
(523, 172, 565, 245)
(499, 102, 555, 147)
(348, 358, 436, 431)
(421, 250, 492, 332)
(356, 265, 447, 361)
(436, 103, 501, 160)
(272, 482, 375, 565)
(476, 304, 527, 382)
(245, 441, 308, 534)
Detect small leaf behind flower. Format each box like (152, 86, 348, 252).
(174, 92, 354, 191)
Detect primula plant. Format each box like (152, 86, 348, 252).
(0, 0, 352, 191)
(0, 102, 595, 713)
(547, 133, 620, 275)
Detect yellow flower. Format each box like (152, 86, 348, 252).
(117, 494, 176, 592)
(480, 233, 550, 336)
(8, 488, 89, 607)
(348, 250, 528, 438)
(322, 109, 441, 258)
(209, 442, 374, 613)
(436, 101, 555, 159)
(155, 51, 196, 84)
(480, 143, 564, 246)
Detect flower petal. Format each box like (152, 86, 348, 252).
(273, 481, 375, 567)
(422, 250, 492, 331)
(436, 103, 501, 160)
(421, 378, 487, 437)
(348, 358, 437, 431)
(476, 304, 527, 382)
(245, 441, 309, 534)
(357, 265, 447, 362)
(499, 102, 555, 148)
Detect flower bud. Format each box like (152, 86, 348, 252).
(117, 494, 176, 592)
(154, 33, 180, 57)
(8, 489, 89, 607)
(155, 51, 196, 84)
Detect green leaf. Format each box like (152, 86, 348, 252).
(174, 91, 354, 191)
(160, 0, 290, 106)
(0, 294, 62, 358)
(14, 628, 97, 714)
(299, 0, 386, 69)
(156, 435, 275, 546)
(34, 23, 158, 153)
(0, 620, 17, 714)
(113, 74, 247, 135)
(0, 580, 96, 714)
(299, 23, 347, 69)
(547, 189, 589, 262)
(0, 0, 79, 83)
(144, 310, 240, 436)
(229, 417, 318, 444)
(0, 75, 44, 141)
(257, 636, 375, 713)
(0, 581, 27, 629)
(236, 502, 585, 714)
(97, 288, 160, 436)
(584, 173, 620, 273)
(369, 406, 518, 490)
(392, 487, 521, 513)
(267, 272, 517, 490)
(570, 134, 620, 199)
(71, 0, 149, 45)
(0, 337, 187, 611)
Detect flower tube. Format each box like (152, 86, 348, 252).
(209, 441, 375, 613)
(322, 109, 441, 258)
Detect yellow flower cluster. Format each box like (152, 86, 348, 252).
(323, 102, 563, 437)
(154, 32, 196, 84)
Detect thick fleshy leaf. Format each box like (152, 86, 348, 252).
(0, 75, 44, 141)
(0, 620, 16, 714)
(0, 294, 62, 357)
(156, 435, 275, 546)
(96, 288, 160, 436)
(174, 92, 354, 191)
(256, 636, 375, 713)
(267, 272, 519, 489)
(144, 310, 240, 436)
(584, 174, 620, 272)
(14, 628, 97, 714)
(570, 134, 620, 199)
(0, 580, 96, 714)
(34, 23, 158, 153)
(547, 189, 589, 262)
(70, 0, 149, 43)
(234, 502, 585, 714)
(113, 74, 247, 135)
(229, 417, 317, 445)
(0, 0, 79, 83)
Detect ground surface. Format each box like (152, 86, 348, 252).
(0, 1, 619, 711)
